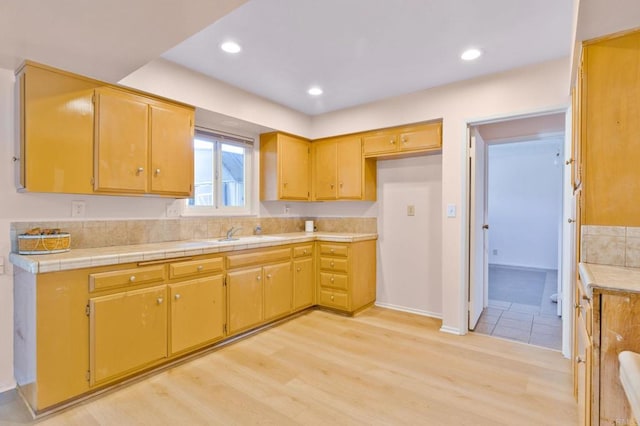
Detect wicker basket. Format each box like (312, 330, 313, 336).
(18, 233, 71, 255)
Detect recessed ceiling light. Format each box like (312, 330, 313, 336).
(461, 48, 482, 61)
(307, 87, 323, 96)
(220, 41, 241, 54)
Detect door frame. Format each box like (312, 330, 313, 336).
(464, 107, 572, 358)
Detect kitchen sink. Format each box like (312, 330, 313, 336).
(198, 235, 286, 245)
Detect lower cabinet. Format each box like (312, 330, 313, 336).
(227, 267, 264, 334)
(169, 275, 225, 355)
(317, 239, 376, 314)
(294, 257, 314, 310)
(263, 261, 293, 321)
(89, 284, 168, 386)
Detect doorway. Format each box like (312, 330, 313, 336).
(468, 112, 567, 352)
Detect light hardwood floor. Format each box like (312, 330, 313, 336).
(0, 307, 577, 425)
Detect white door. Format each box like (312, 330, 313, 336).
(469, 129, 489, 330)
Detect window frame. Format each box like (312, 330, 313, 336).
(182, 127, 254, 216)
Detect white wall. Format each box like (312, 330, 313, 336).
(375, 155, 443, 317)
(310, 58, 570, 334)
(487, 139, 564, 270)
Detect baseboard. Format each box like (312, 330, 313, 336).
(0, 381, 17, 394)
(439, 325, 464, 335)
(374, 302, 442, 319)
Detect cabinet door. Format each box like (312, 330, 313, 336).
(150, 103, 194, 196)
(21, 65, 96, 194)
(89, 285, 167, 386)
(576, 310, 592, 426)
(264, 261, 293, 320)
(313, 140, 337, 200)
(293, 257, 314, 310)
(227, 267, 263, 334)
(94, 88, 149, 193)
(362, 132, 397, 156)
(169, 276, 224, 355)
(279, 134, 310, 200)
(399, 123, 441, 152)
(337, 136, 363, 199)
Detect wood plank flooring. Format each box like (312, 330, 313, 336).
(0, 307, 577, 425)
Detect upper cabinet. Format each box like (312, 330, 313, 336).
(580, 29, 640, 226)
(16, 61, 195, 198)
(260, 132, 311, 201)
(312, 135, 376, 201)
(94, 88, 194, 196)
(362, 122, 442, 159)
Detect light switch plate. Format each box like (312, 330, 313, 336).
(407, 205, 415, 216)
(446, 204, 456, 218)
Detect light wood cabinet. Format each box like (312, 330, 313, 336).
(574, 276, 593, 426)
(293, 244, 315, 311)
(227, 267, 264, 334)
(581, 29, 640, 226)
(316, 240, 376, 314)
(94, 88, 194, 197)
(260, 132, 310, 201)
(312, 135, 376, 201)
(16, 61, 194, 198)
(263, 261, 292, 321)
(16, 62, 98, 194)
(362, 122, 442, 159)
(89, 284, 168, 386)
(169, 275, 225, 355)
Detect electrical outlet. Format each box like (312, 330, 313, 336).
(407, 205, 415, 216)
(166, 202, 180, 218)
(446, 204, 456, 218)
(284, 204, 290, 215)
(493, 249, 498, 255)
(71, 201, 86, 218)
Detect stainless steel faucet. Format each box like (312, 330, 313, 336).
(226, 226, 242, 240)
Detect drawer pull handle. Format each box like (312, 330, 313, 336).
(197, 265, 204, 271)
(157, 297, 164, 305)
(129, 275, 136, 282)
(175, 294, 181, 300)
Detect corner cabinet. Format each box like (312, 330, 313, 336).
(16, 61, 194, 198)
(260, 132, 311, 201)
(312, 135, 376, 201)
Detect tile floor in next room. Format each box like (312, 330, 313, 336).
(474, 265, 562, 350)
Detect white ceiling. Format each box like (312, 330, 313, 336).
(0, 0, 638, 119)
(162, 0, 574, 115)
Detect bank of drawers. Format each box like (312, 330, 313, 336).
(318, 243, 349, 310)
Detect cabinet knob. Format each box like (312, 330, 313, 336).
(402, 137, 408, 144)
(574, 303, 580, 309)
(303, 249, 307, 255)
(582, 294, 590, 301)
(136, 167, 144, 175)
(330, 248, 335, 253)
(296, 267, 301, 272)
(267, 274, 272, 279)
(257, 275, 261, 281)
(157, 297, 164, 305)
(330, 276, 335, 282)
(129, 275, 136, 282)
(390, 139, 395, 145)
(575, 356, 585, 364)
(339, 182, 343, 188)
(330, 295, 335, 301)
(197, 265, 204, 271)
(175, 294, 181, 300)
(155, 168, 161, 176)
(330, 183, 334, 189)
(283, 182, 288, 188)
(330, 261, 335, 267)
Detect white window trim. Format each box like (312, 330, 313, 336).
(182, 127, 254, 217)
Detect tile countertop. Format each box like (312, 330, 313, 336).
(9, 232, 378, 274)
(579, 262, 640, 298)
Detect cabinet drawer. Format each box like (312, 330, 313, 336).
(319, 289, 349, 310)
(319, 243, 348, 257)
(169, 257, 223, 279)
(293, 244, 313, 258)
(89, 265, 166, 292)
(320, 257, 348, 273)
(226, 248, 291, 269)
(320, 272, 348, 291)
